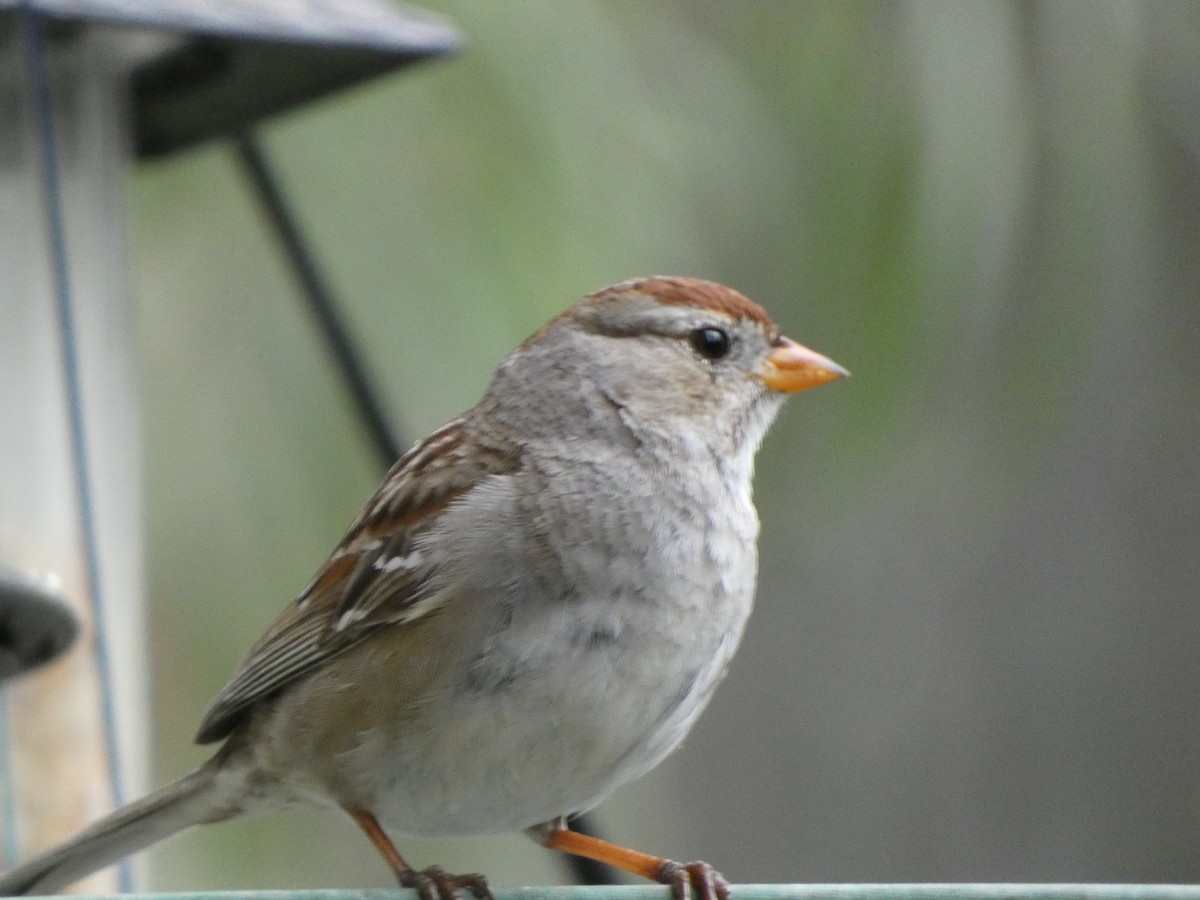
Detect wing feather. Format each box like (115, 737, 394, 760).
(194, 417, 520, 744)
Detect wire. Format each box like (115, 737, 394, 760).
(233, 133, 406, 465)
(19, 9, 133, 892)
(0, 690, 17, 870)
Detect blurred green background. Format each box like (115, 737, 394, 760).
(130, 0, 1200, 890)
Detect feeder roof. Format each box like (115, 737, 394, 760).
(0, 0, 460, 157)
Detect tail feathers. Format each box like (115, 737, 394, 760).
(0, 766, 226, 895)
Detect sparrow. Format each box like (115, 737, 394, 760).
(0, 277, 846, 900)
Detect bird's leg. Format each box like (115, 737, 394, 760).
(531, 818, 731, 900)
(343, 805, 492, 900)
(343, 805, 410, 881)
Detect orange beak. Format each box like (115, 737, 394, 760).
(760, 336, 849, 393)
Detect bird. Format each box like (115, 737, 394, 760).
(0, 276, 846, 900)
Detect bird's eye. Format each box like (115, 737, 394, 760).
(690, 327, 731, 360)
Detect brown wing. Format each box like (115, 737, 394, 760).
(194, 417, 521, 744)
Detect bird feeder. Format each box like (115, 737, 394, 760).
(0, 0, 456, 886)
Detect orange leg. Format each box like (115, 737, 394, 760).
(538, 820, 730, 900)
(344, 805, 412, 881)
(343, 805, 492, 900)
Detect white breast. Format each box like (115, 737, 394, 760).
(348, 443, 761, 837)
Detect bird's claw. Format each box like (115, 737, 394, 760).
(656, 859, 731, 900)
(400, 865, 492, 900)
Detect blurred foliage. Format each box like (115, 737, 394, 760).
(129, 0, 1200, 890)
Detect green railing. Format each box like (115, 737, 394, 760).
(39, 887, 1200, 900)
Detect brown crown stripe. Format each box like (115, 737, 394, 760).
(588, 276, 773, 326)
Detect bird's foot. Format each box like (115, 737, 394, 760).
(656, 859, 731, 900)
(400, 865, 492, 900)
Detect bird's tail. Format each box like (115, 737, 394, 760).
(0, 764, 229, 895)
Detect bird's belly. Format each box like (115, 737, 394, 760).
(347, 599, 745, 838)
